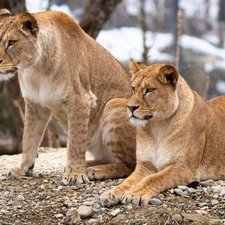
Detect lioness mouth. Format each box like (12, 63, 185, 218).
(131, 114, 153, 120)
(144, 115, 153, 120)
(6, 68, 18, 74)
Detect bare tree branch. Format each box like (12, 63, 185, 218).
(79, 0, 122, 39)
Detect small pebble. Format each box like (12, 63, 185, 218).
(177, 185, 187, 190)
(61, 179, 69, 186)
(126, 205, 133, 210)
(211, 199, 219, 205)
(150, 198, 162, 205)
(3, 191, 10, 197)
(0, 209, 7, 214)
(212, 185, 223, 191)
(87, 219, 98, 224)
(198, 202, 208, 207)
(77, 206, 93, 218)
(55, 214, 64, 218)
(64, 200, 73, 207)
(174, 188, 183, 196)
(85, 187, 93, 194)
(15, 195, 24, 202)
(201, 180, 214, 186)
(110, 208, 121, 216)
(196, 210, 208, 215)
(83, 201, 94, 206)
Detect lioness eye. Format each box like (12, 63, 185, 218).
(8, 40, 17, 47)
(145, 88, 155, 94)
(131, 86, 135, 92)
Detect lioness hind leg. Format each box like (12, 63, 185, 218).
(87, 163, 133, 180)
(87, 98, 136, 181)
(98, 98, 136, 177)
(86, 159, 106, 167)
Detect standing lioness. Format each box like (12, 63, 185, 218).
(101, 59, 225, 206)
(0, 9, 136, 183)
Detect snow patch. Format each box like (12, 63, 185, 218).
(216, 80, 225, 94)
(97, 27, 173, 62)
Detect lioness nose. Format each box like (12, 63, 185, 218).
(127, 105, 139, 112)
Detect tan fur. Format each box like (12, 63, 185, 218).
(101, 59, 225, 206)
(0, 9, 136, 183)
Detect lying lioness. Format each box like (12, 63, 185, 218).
(100, 59, 225, 206)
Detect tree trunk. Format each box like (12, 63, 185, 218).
(218, 0, 225, 48)
(79, 0, 122, 39)
(0, 0, 26, 14)
(1, 0, 121, 153)
(0, 0, 61, 153)
(0, 0, 26, 153)
(140, 0, 149, 64)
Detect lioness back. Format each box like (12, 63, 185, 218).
(34, 11, 131, 101)
(199, 96, 225, 179)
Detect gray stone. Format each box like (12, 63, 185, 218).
(77, 205, 93, 219)
(15, 195, 24, 202)
(195, 210, 208, 215)
(201, 180, 214, 186)
(3, 191, 10, 197)
(174, 188, 183, 196)
(150, 198, 162, 205)
(87, 219, 98, 224)
(177, 185, 187, 190)
(110, 208, 122, 216)
(211, 199, 219, 205)
(64, 199, 73, 207)
(85, 187, 93, 194)
(126, 205, 133, 210)
(83, 201, 94, 206)
(55, 213, 64, 218)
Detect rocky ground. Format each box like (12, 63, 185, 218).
(0, 148, 225, 225)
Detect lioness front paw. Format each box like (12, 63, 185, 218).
(100, 187, 124, 207)
(5, 164, 34, 179)
(87, 167, 106, 180)
(63, 166, 90, 184)
(122, 186, 152, 206)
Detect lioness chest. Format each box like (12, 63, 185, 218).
(19, 71, 70, 128)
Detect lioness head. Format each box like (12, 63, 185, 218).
(127, 59, 179, 126)
(0, 9, 40, 80)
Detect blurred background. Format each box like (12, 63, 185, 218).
(0, 0, 225, 155)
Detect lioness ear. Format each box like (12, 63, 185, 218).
(16, 12, 38, 36)
(158, 65, 179, 88)
(129, 58, 147, 74)
(0, 9, 12, 18)
(0, 9, 12, 25)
